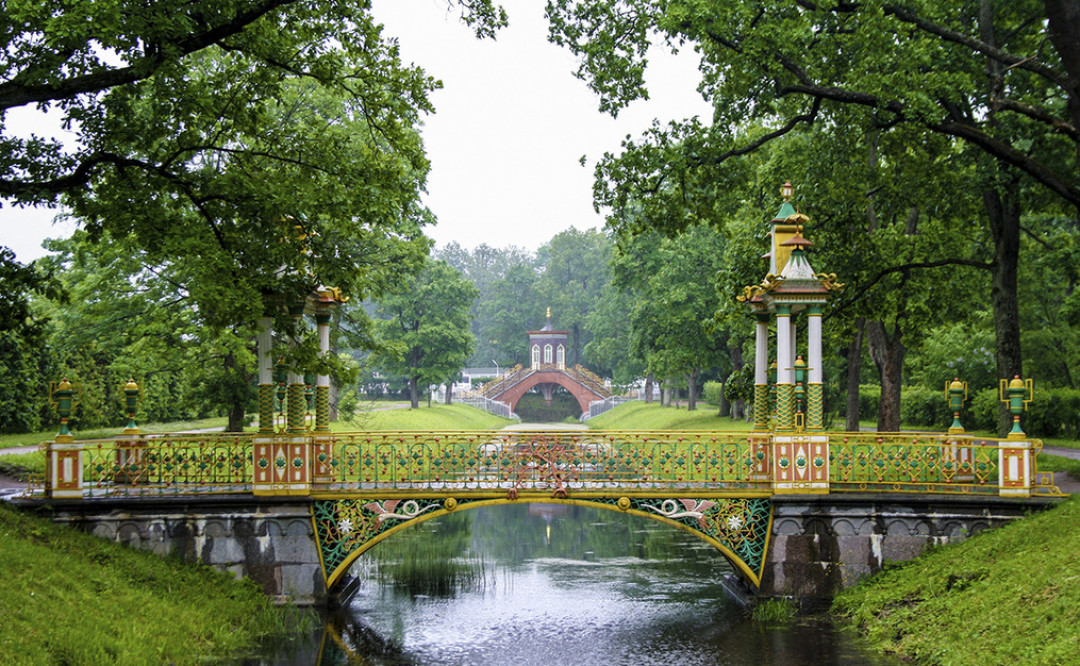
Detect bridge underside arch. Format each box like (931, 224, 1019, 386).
(492, 372, 605, 415)
(313, 496, 773, 594)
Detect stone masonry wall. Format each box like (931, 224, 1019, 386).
(759, 494, 1055, 599)
(45, 497, 326, 605)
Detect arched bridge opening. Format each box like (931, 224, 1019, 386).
(495, 372, 606, 416)
(312, 495, 773, 596)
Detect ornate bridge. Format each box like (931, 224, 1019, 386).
(22, 429, 1062, 604)
(475, 364, 611, 415)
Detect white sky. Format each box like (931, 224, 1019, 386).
(0, 0, 710, 263)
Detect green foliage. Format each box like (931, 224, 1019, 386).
(907, 316, 998, 393)
(0, 503, 307, 664)
(514, 391, 582, 422)
(853, 384, 950, 430)
(724, 366, 754, 405)
(535, 228, 614, 367)
(834, 496, 1080, 664)
(371, 258, 479, 408)
(749, 598, 798, 624)
(969, 387, 1080, 439)
(0, 329, 53, 433)
(702, 381, 725, 406)
(438, 243, 541, 368)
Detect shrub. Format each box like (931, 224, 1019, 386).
(702, 381, 725, 406)
(899, 385, 950, 429)
(965, 386, 1080, 438)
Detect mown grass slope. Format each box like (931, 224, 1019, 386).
(0, 503, 308, 665)
(587, 401, 753, 431)
(833, 495, 1080, 665)
(335, 402, 514, 430)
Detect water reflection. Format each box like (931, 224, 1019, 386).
(306, 504, 896, 666)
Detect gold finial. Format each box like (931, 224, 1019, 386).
(546, 307, 551, 319)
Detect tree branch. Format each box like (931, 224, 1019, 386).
(0, 0, 297, 111)
(884, 4, 1069, 90)
(827, 258, 994, 321)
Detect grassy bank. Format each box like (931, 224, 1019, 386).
(0, 416, 229, 450)
(335, 402, 514, 430)
(0, 503, 308, 664)
(587, 401, 753, 431)
(833, 495, 1080, 664)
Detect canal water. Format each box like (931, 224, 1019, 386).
(269, 504, 897, 665)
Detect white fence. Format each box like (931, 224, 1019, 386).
(460, 395, 518, 420)
(581, 395, 635, 421)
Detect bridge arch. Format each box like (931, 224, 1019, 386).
(313, 496, 773, 595)
(495, 371, 606, 415)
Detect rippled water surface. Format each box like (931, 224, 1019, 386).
(277, 504, 897, 665)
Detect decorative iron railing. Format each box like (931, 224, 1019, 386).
(828, 433, 1004, 494)
(31, 430, 1062, 500)
(311, 431, 760, 494)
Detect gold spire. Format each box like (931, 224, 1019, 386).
(546, 307, 551, 319)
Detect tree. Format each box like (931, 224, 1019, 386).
(611, 224, 729, 410)
(0, 1, 505, 376)
(548, 0, 1080, 433)
(438, 242, 539, 367)
(0, 0, 506, 206)
(477, 262, 546, 367)
(535, 227, 613, 365)
(372, 259, 478, 408)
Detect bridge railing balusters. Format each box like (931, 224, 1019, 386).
(35, 429, 1060, 500)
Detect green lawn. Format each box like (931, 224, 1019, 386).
(587, 401, 753, 431)
(0, 416, 229, 450)
(0, 503, 309, 665)
(834, 494, 1080, 665)
(334, 402, 514, 431)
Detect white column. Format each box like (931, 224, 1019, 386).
(788, 314, 798, 377)
(317, 317, 331, 388)
(808, 306, 823, 384)
(755, 315, 769, 385)
(776, 307, 793, 384)
(257, 316, 273, 385)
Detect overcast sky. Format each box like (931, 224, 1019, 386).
(0, 0, 710, 263)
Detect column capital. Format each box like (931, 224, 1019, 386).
(776, 305, 792, 316)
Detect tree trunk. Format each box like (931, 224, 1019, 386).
(444, 382, 452, 405)
(866, 320, 905, 432)
(409, 376, 419, 408)
(1045, 0, 1080, 166)
(845, 317, 866, 432)
(228, 401, 246, 433)
(687, 369, 699, 411)
(644, 373, 654, 403)
(223, 351, 246, 432)
(984, 185, 1024, 436)
(730, 343, 746, 420)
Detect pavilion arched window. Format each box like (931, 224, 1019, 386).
(544, 344, 553, 364)
(532, 345, 541, 368)
(556, 345, 565, 369)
